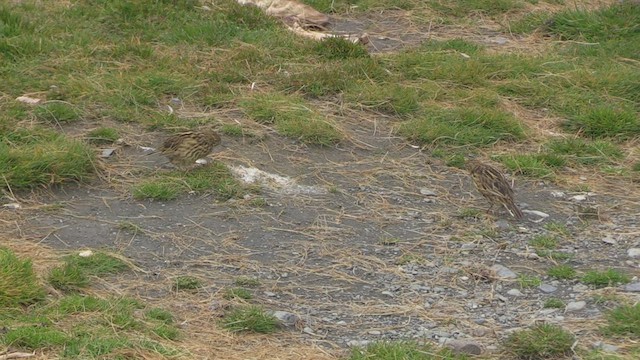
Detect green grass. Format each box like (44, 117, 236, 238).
(582, 269, 631, 288)
(223, 287, 253, 300)
(222, 306, 279, 333)
(604, 304, 640, 337)
(234, 277, 261, 287)
(518, 274, 542, 289)
(529, 235, 558, 250)
(86, 127, 119, 144)
(133, 162, 249, 201)
(398, 107, 525, 148)
(497, 153, 565, 178)
(349, 341, 465, 359)
(547, 265, 576, 280)
(563, 107, 640, 140)
(543, 221, 570, 236)
(0, 248, 180, 358)
(48, 252, 128, 292)
(145, 308, 174, 324)
(543, 298, 566, 309)
(0, 131, 95, 189)
(1, 293, 180, 358)
(0, 248, 45, 308)
(34, 102, 81, 124)
(504, 324, 575, 359)
(240, 93, 342, 145)
(547, 138, 623, 165)
(173, 276, 202, 291)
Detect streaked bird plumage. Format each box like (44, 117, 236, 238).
(466, 159, 524, 219)
(160, 129, 221, 167)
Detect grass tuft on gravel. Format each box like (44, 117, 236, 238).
(349, 340, 466, 359)
(504, 324, 574, 359)
(582, 269, 631, 288)
(603, 304, 640, 338)
(222, 306, 279, 333)
(0, 248, 45, 308)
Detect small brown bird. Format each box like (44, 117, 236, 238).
(160, 128, 221, 168)
(466, 159, 524, 219)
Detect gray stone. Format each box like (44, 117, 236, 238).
(495, 219, 510, 230)
(624, 282, 640, 292)
(444, 339, 483, 355)
(271, 310, 301, 327)
(566, 301, 586, 312)
(507, 289, 524, 297)
(602, 236, 617, 245)
(100, 148, 116, 158)
(539, 284, 557, 293)
(368, 330, 381, 335)
(264, 291, 276, 297)
(627, 248, 640, 258)
(420, 188, 437, 196)
(491, 264, 517, 279)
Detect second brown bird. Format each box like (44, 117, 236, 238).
(160, 128, 221, 168)
(466, 159, 524, 219)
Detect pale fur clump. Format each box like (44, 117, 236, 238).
(236, 0, 330, 27)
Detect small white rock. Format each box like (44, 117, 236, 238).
(16, 96, 42, 105)
(507, 289, 524, 297)
(602, 236, 617, 245)
(571, 195, 587, 201)
(139, 146, 155, 153)
(550, 191, 565, 198)
(628, 248, 640, 258)
(419, 188, 437, 196)
(100, 148, 116, 158)
(2, 203, 21, 210)
(565, 301, 586, 312)
(78, 250, 93, 257)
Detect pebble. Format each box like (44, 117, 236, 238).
(491, 264, 517, 279)
(627, 248, 640, 258)
(550, 191, 565, 198)
(443, 339, 483, 355)
(539, 284, 557, 293)
(491, 37, 508, 45)
(368, 330, 381, 335)
(346, 340, 370, 347)
(571, 195, 587, 201)
(271, 311, 301, 327)
(572, 284, 589, 292)
(602, 236, 617, 245)
(507, 289, 524, 297)
(381, 291, 395, 297)
(100, 148, 116, 158)
(420, 188, 437, 196)
(565, 301, 586, 312)
(263, 291, 276, 297)
(624, 282, 640, 292)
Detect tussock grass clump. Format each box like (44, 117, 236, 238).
(0, 133, 94, 189)
(34, 102, 81, 124)
(518, 274, 542, 289)
(349, 341, 464, 360)
(223, 288, 253, 300)
(547, 138, 623, 165)
(563, 107, 640, 140)
(497, 153, 564, 179)
(543, 298, 566, 309)
(222, 306, 279, 333)
(48, 252, 128, 292)
(547, 265, 576, 280)
(133, 162, 248, 201)
(529, 235, 558, 250)
(86, 127, 119, 144)
(398, 107, 525, 147)
(582, 269, 630, 288)
(0, 248, 45, 308)
(604, 304, 640, 337)
(312, 37, 369, 60)
(346, 83, 421, 116)
(504, 324, 574, 359)
(172, 276, 202, 291)
(240, 93, 342, 145)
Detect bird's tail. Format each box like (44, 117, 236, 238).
(504, 200, 524, 219)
